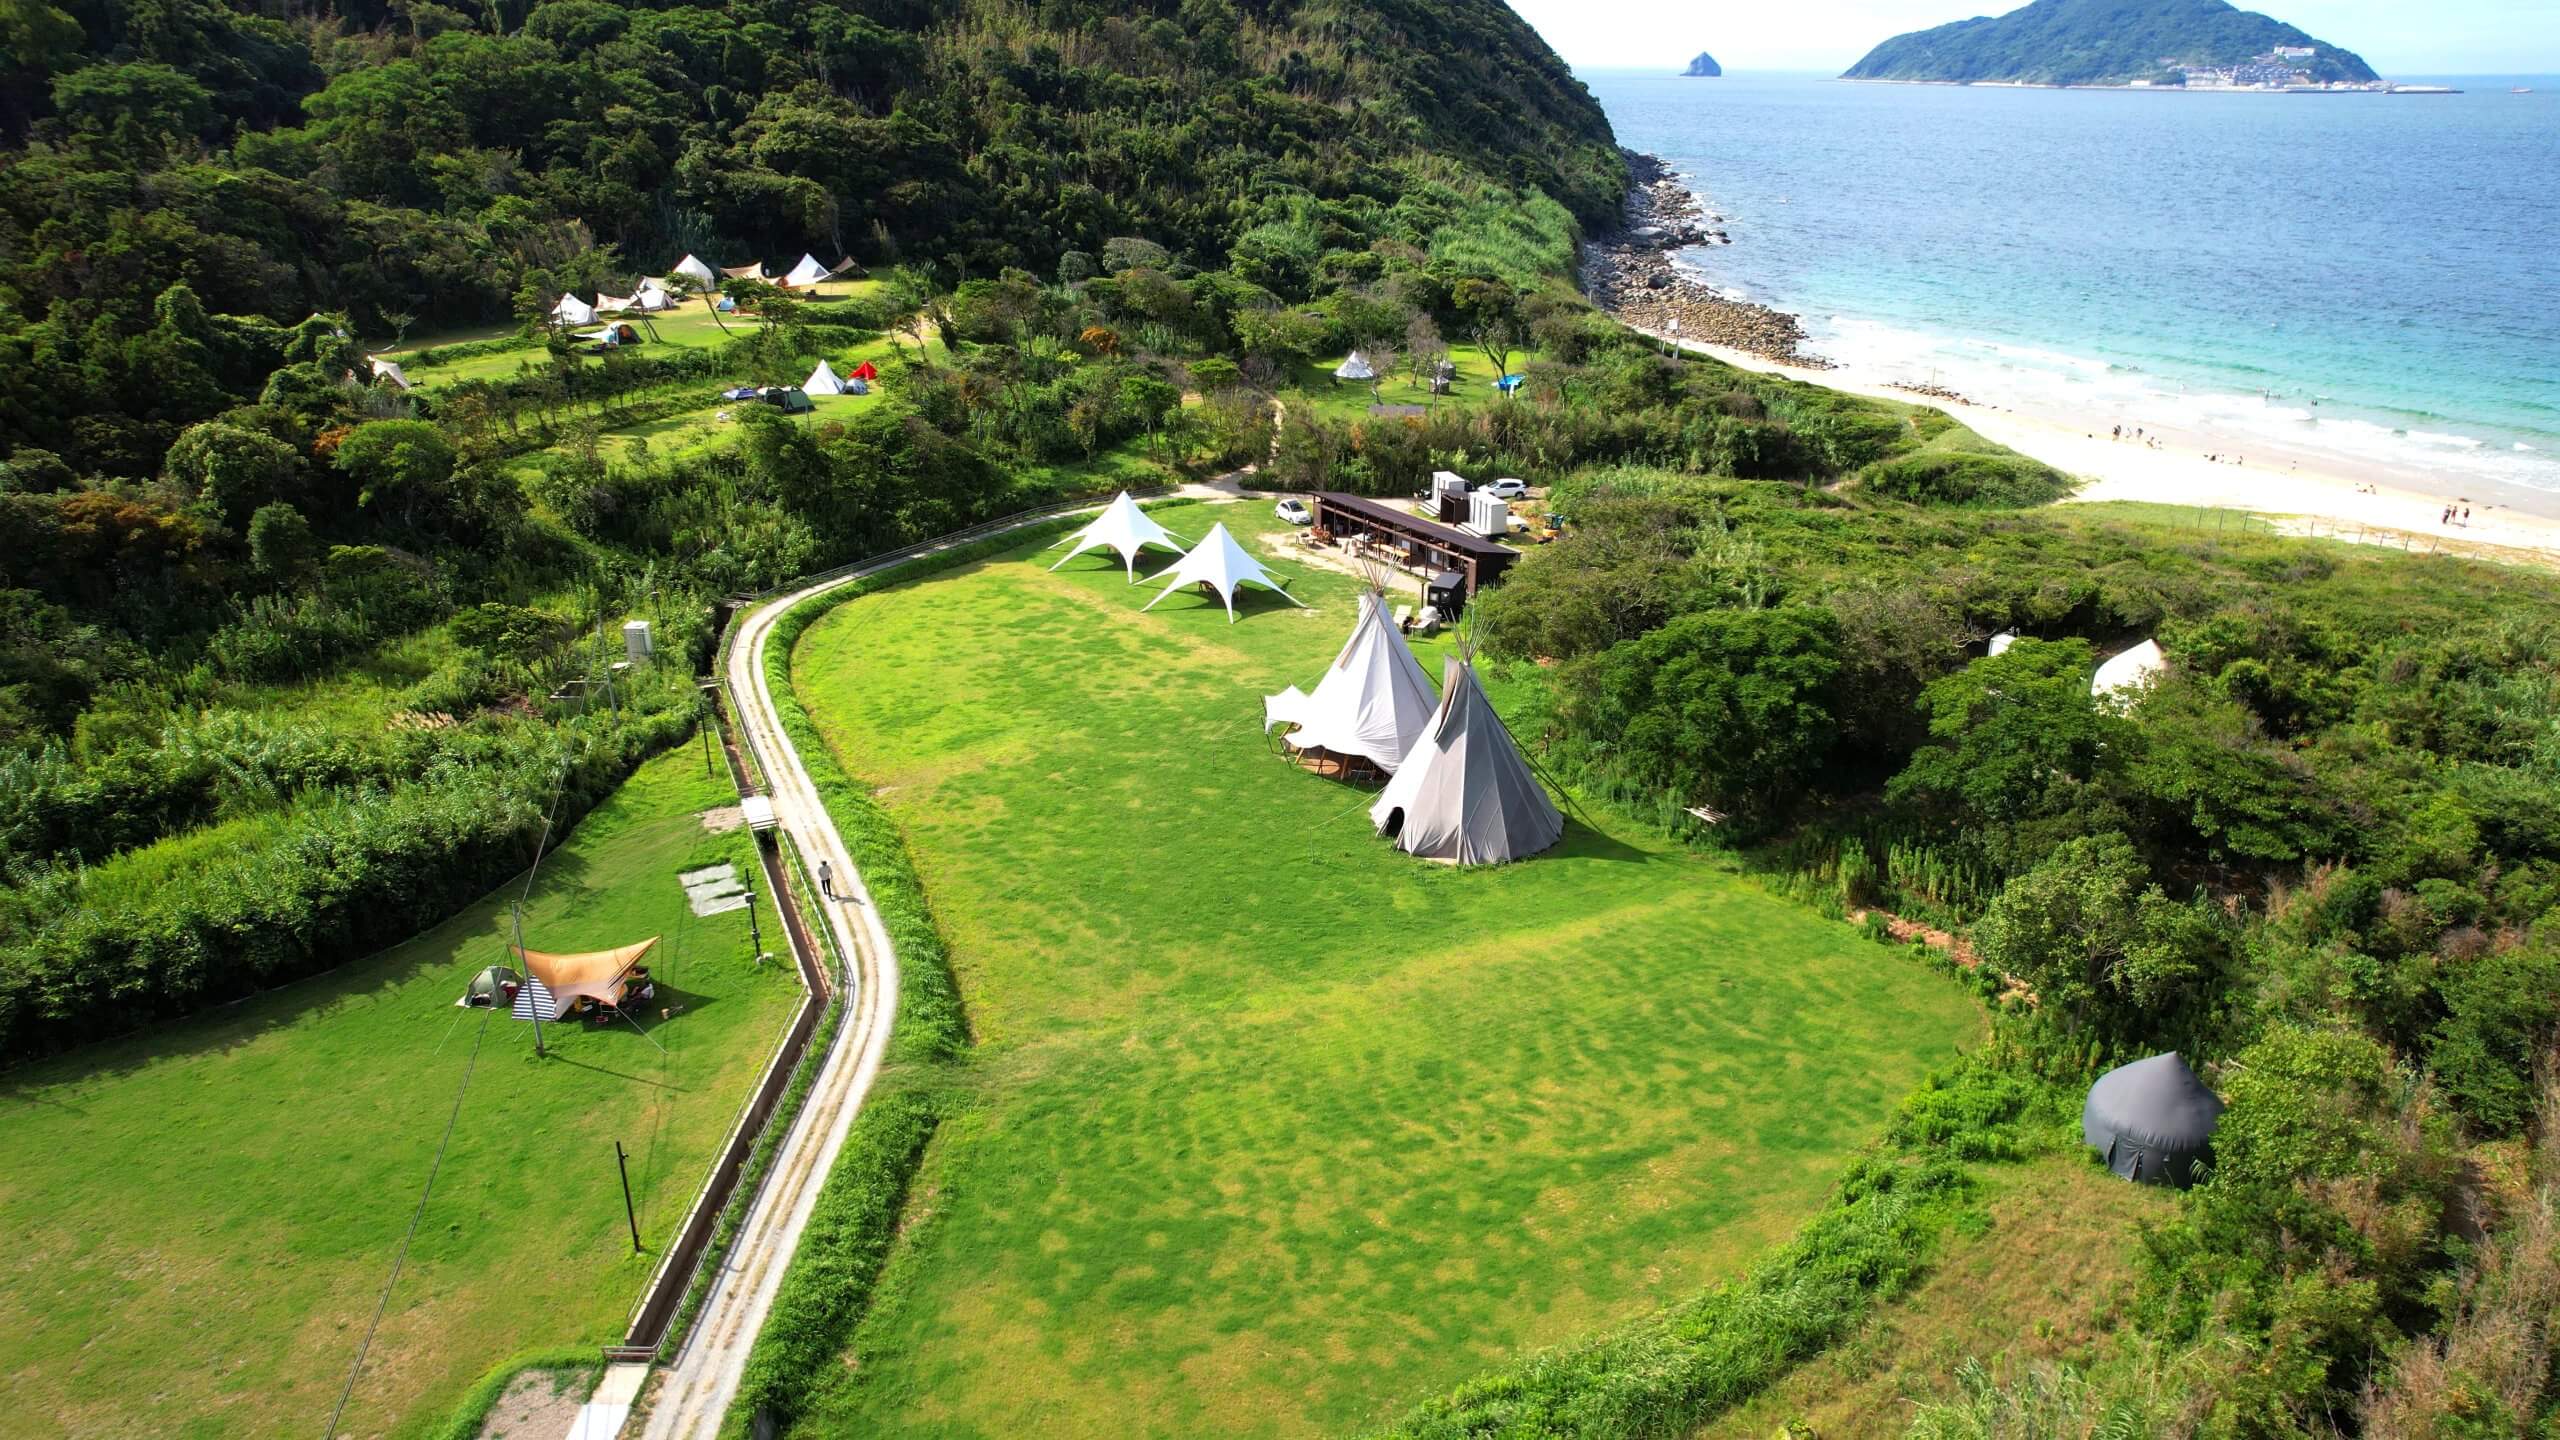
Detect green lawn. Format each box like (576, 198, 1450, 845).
(1284, 345, 1542, 424)
(0, 744, 802, 1439)
(782, 503, 1984, 1437)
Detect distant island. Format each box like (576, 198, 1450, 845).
(1682, 51, 1722, 77)
(1842, 0, 2382, 89)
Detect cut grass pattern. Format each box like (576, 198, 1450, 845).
(765, 503, 1984, 1437)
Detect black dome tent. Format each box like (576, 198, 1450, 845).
(2083, 1052, 2224, 1188)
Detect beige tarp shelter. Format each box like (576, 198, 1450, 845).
(515, 936, 658, 1019)
(721, 262, 770, 281)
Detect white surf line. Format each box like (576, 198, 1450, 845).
(635, 503, 1119, 1440)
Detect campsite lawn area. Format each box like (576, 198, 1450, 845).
(0, 744, 802, 1440)
(782, 502, 1986, 1437)
(1283, 344, 1545, 424)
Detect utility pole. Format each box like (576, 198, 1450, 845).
(743, 883, 765, 965)
(614, 1140, 642, 1253)
(512, 901, 545, 1058)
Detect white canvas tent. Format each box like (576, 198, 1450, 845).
(1141, 521, 1303, 623)
(1371, 656, 1564, 865)
(368, 357, 412, 391)
(781, 253, 831, 288)
(673, 254, 718, 287)
(1267, 588, 1438, 771)
(1988, 630, 2019, 657)
(1334, 350, 1377, 381)
(1049, 491, 1186, 581)
(630, 282, 673, 312)
(551, 293, 597, 326)
(804, 360, 848, 396)
(2093, 639, 2168, 702)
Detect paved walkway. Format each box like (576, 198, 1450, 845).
(628, 500, 1129, 1439)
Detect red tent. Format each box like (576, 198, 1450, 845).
(848, 360, 879, 381)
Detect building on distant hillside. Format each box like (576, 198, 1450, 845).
(2273, 45, 2315, 59)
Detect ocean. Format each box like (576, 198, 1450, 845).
(1580, 71, 2560, 500)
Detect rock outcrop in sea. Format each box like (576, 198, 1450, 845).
(1682, 51, 1721, 77)
(1583, 151, 1828, 368)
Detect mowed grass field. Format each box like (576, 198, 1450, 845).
(784, 503, 1985, 1437)
(0, 745, 802, 1439)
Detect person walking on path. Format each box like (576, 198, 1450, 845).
(817, 859, 834, 900)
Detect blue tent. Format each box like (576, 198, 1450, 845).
(1494, 373, 1524, 393)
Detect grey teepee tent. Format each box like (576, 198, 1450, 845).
(1369, 656, 1564, 864)
(2083, 1052, 2224, 1188)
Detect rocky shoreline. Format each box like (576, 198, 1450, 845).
(1582, 150, 1832, 369)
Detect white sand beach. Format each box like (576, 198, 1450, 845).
(1643, 330, 2560, 566)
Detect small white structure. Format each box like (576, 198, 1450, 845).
(623, 620, 654, 662)
(368, 357, 412, 391)
(782, 253, 831, 288)
(803, 360, 848, 396)
(1141, 521, 1303, 623)
(673, 254, 719, 287)
(1266, 586, 1439, 771)
(1334, 350, 1377, 382)
(551, 293, 597, 327)
(1431, 470, 1470, 502)
(1049, 491, 1186, 582)
(2093, 639, 2168, 702)
(1466, 490, 1510, 539)
(1371, 656, 1565, 865)
(1988, 630, 2019, 657)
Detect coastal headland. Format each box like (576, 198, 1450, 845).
(1585, 151, 2560, 562)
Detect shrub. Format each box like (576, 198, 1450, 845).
(1863, 451, 2074, 508)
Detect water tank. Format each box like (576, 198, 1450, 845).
(624, 620, 654, 663)
(1467, 491, 1510, 539)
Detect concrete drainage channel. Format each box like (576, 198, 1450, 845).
(564, 492, 1157, 1440)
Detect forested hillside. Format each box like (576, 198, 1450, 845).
(1843, 0, 2380, 86)
(0, 0, 1617, 482)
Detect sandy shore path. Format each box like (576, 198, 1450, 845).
(1636, 327, 2560, 565)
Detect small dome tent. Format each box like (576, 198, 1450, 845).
(2084, 1052, 2224, 1188)
(1333, 350, 1376, 381)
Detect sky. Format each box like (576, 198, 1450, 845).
(1504, 0, 2560, 76)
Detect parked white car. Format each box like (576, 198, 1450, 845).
(1480, 478, 1529, 501)
(1276, 498, 1313, 525)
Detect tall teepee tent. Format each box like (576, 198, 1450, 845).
(803, 360, 848, 396)
(782, 253, 831, 288)
(1267, 584, 1438, 772)
(551, 293, 597, 327)
(1333, 350, 1377, 382)
(1141, 521, 1304, 623)
(673, 254, 718, 287)
(1371, 655, 1564, 864)
(1048, 491, 1186, 582)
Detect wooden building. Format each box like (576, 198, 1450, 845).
(1311, 492, 1518, 598)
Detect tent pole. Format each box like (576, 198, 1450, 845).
(614, 1140, 642, 1253)
(513, 902, 545, 1058)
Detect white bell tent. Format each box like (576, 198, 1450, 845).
(1988, 631, 2019, 657)
(673, 254, 719, 287)
(368, 357, 412, 391)
(551, 293, 597, 326)
(804, 360, 848, 396)
(1333, 350, 1377, 381)
(2093, 639, 2168, 702)
(1048, 491, 1187, 582)
(1141, 521, 1303, 623)
(1267, 586, 1438, 772)
(1370, 654, 1565, 865)
(630, 283, 673, 312)
(782, 253, 831, 288)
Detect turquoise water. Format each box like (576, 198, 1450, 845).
(1584, 71, 2560, 496)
